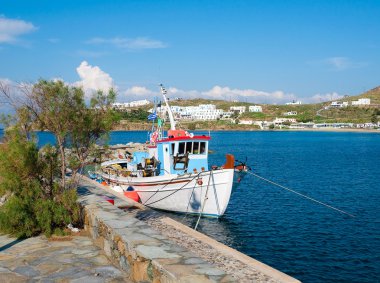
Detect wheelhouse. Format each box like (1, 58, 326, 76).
(156, 134, 210, 175)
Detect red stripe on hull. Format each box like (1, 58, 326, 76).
(104, 178, 190, 187)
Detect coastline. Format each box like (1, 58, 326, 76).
(272, 128, 380, 134)
(110, 127, 380, 134)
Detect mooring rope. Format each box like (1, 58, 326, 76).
(143, 172, 202, 206)
(247, 171, 355, 218)
(182, 175, 201, 222)
(142, 174, 179, 205)
(194, 170, 213, 230)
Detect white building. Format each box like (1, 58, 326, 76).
(128, 99, 150, 107)
(314, 123, 354, 128)
(152, 103, 237, 121)
(229, 106, 246, 114)
(112, 102, 126, 110)
(289, 122, 315, 129)
(112, 99, 150, 110)
(285, 100, 302, 105)
(156, 104, 228, 121)
(283, 111, 297, 116)
(249, 105, 262, 112)
(238, 119, 254, 125)
(352, 98, 371, 106)
(273, 117, 297, 124)
(330, 101, 348, 108)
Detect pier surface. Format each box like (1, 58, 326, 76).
(0, 234, 130, 282)
(78, 176, 301, 283)
(0, 174, 301, 282)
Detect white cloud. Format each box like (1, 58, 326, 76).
(309, 56, 368, 71)
(124, 86, 156, 97)
(0, 16, 37, 43)
(0, 77, 12, 86)
(0, 78, 26, 114)
(121, 85, 296, 104)
(75, 61, 114, 94)
(0, 77, 348, 108)
(86, 37, 167, 50)
(305, 92, 344, 103)
(326, 57, 351, 70)
(201, 86, 296, 103)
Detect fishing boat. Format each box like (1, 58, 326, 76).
(99, 85, 236, 217)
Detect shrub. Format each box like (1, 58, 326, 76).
(0, 129, 80, 237)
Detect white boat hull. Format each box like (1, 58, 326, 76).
(101, 169, 234, 217)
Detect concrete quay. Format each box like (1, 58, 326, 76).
(0, 234, 130, 282)
(78, 177, 301, 283)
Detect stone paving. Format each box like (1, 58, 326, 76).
(78, 178, 299, 283)
(144, 216, 279, 283)
(0, 175, 299, 283)
(0, 234, 131, 282)
(79, 183, 237, 282)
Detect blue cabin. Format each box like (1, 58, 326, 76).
(155, 131, 210, 175)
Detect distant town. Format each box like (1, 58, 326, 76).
(111, 91, 380, 131)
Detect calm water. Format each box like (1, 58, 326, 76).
(1, 129, 379, 282)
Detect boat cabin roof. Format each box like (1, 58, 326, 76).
(157, 135, 210, 143)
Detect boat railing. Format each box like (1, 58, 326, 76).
(101, 165, 158, 178)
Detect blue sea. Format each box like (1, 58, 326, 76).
(1, 129, 379, 282)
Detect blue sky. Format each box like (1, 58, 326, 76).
(1, 0, 379, 105)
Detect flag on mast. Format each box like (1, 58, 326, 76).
(148, 112, 157, 120)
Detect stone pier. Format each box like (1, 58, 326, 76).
(78, 177, 301, 283)
(0, 234, 131, 282)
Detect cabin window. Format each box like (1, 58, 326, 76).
(200, 142, 206, 154)
(193, 142, 199, 154)
(186, 142, 193, 154)
(178, 142, 185, 154)
(175, 141, 207, 155)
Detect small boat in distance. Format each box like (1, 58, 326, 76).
(99, 84, 235, 217)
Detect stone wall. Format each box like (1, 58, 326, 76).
(78, 178, 300, 283)
(79, 183, 235, 282)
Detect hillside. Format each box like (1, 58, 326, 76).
(164, 98, 251, 111)
(117, 86, 380, 128)
(336, 86, 380, 105)
(316, 86, 380, 123)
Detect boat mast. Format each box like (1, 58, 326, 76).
(160, 84, 176, 130)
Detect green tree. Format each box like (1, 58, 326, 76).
(371, 110, 379, 124)
(118, 108, 150, 121)
(24, 80, 84, 188)
(68, 89, 117, 180)
(0, 79, 117, 237)
(13, 80, 116, 189)
(0, 129, 79, 237)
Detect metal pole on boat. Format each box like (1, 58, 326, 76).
(160, 84, 176, 130)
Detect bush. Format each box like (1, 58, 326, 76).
(0, 129, 80, 237)
(0, 79, 116, 237)
(187, 123, 196, 130)
(118, 109, 151, 121)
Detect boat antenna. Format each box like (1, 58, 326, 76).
(160, 84, 176, 130)
(151, 96, 158, 131)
